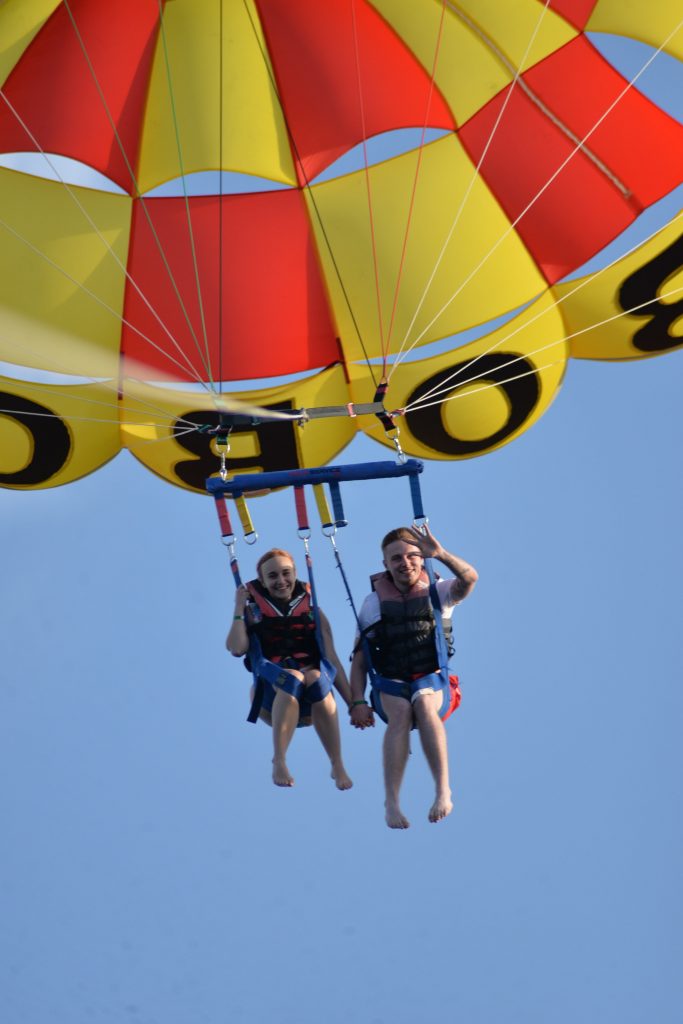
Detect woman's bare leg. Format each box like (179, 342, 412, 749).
(306, 673, 352, 790)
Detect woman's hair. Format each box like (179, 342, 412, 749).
(256, 548, 296, 580)
(381, 527, 415, 550)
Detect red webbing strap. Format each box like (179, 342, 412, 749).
(294, 485, 309, 533)
(214, 495, 233, 537)
(214, 496, 243, 587)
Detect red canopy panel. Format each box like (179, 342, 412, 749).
(0, 0, 161, 194)
(548, 0, 599, 31)
(459, 35, 683, 283)
(254, 0, 456, 185)
(121, 189, 342, 383)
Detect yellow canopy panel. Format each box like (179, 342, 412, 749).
(0, 167, 131, 375)
(588, 0, 683, 63)
(349, 290, 568, 459)
(136, 0, 297, 191)
(558, 216, 683, 360)
(0, 375, 121, 488)
(307, 133, 546, 367)
(372, 0, 577, 126)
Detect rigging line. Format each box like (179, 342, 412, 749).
(384, 0, 448, 362)
(155, 0, 215, 388)
(448, 0, 631, 194)
(1, 362, 300, 428)
(0, 90, 211, 391)
(391, 13, 683, 378)
(0, 373, 204, 430)
(218, 0, 224, 393)
(402, 359, 566, 415)
(389, 0, 554, 378)
(0, 406, 202, 436)
(350, 0, 386, 366)
(0, 214, 213, 388)
(61, 0, 217, 387)
(403, 282, 683, 413)
(241, 0, 378, 388)
(406, 206, 683, 410)
(390, 12, 683, 381)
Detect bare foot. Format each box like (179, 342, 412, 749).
(428, 792, 453, 823)
(385, 802, 410, 829)
(272, 758, 294, 787)
(331, 764, 353, 790)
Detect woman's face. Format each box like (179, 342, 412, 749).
(259, 555, 296, 602)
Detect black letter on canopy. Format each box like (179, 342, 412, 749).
(0, 392, 71, 485)
(619, 234, 683, 354)
(173, 402, 300, 491)
(405, 353, 540, 456)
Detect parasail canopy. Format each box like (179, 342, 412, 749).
(0, 0, 682, 492)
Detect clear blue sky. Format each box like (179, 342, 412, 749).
(2, 350, 682, 1024)
(2, 22, 683, 1024)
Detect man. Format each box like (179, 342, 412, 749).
(350, 525, 477, 829)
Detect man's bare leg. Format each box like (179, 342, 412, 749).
(381, 694, 413, 829)
(270, 687, 300, 786)
(309, 685, 353, 790)
(413, 692, 452, 822)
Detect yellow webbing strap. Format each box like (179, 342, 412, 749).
(313, 483, 333, 529)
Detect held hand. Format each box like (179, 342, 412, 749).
(350, 703, 375, 729)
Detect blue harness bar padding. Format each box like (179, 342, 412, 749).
(206, 458, 424, 498)
(328, 480, 347, 528)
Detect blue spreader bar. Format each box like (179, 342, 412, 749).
(206, 459, 424, 498)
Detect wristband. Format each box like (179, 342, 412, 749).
(350, 700, 368, 708)
(233, 615, 245, 621)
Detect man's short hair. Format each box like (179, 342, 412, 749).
(381, 527, 416, 551)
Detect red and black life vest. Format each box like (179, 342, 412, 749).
(364, 570, 453, 681)
(245, 578, 320, 669)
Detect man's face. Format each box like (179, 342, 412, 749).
(259, 555, 296, 602)
(383, 539, 424, 592)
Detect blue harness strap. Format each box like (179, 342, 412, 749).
(213, 459, 448, 725)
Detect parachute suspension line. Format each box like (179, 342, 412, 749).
(218, 0, 225, 392)
(155, 0, 215, 389)
(404, 206, 683, 413)
(0, 406, 201, 434)
(0, 214, 215, 392)
(388, 0, 554, 380)
(350, 0, 387, 368)
(0, 91, 212, 393)
(241, 0, 378, 388)
(0, 374, 203, 433)
(402, 281, 683, 415)
(383, 0, 448, 362)
(61, 0, 217, 389)
(389, 11, 683, 376)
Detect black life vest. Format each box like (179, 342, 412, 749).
(245, 578, 320, 669)
(364, 570, 453, 681)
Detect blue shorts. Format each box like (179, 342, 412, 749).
(257, 677, 314, 728)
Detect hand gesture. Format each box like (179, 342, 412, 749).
(406, 524, 444, 560)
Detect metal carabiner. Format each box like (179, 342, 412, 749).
(215, 436, 231, 482)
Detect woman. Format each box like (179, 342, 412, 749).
(227, 548, 353, 790)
